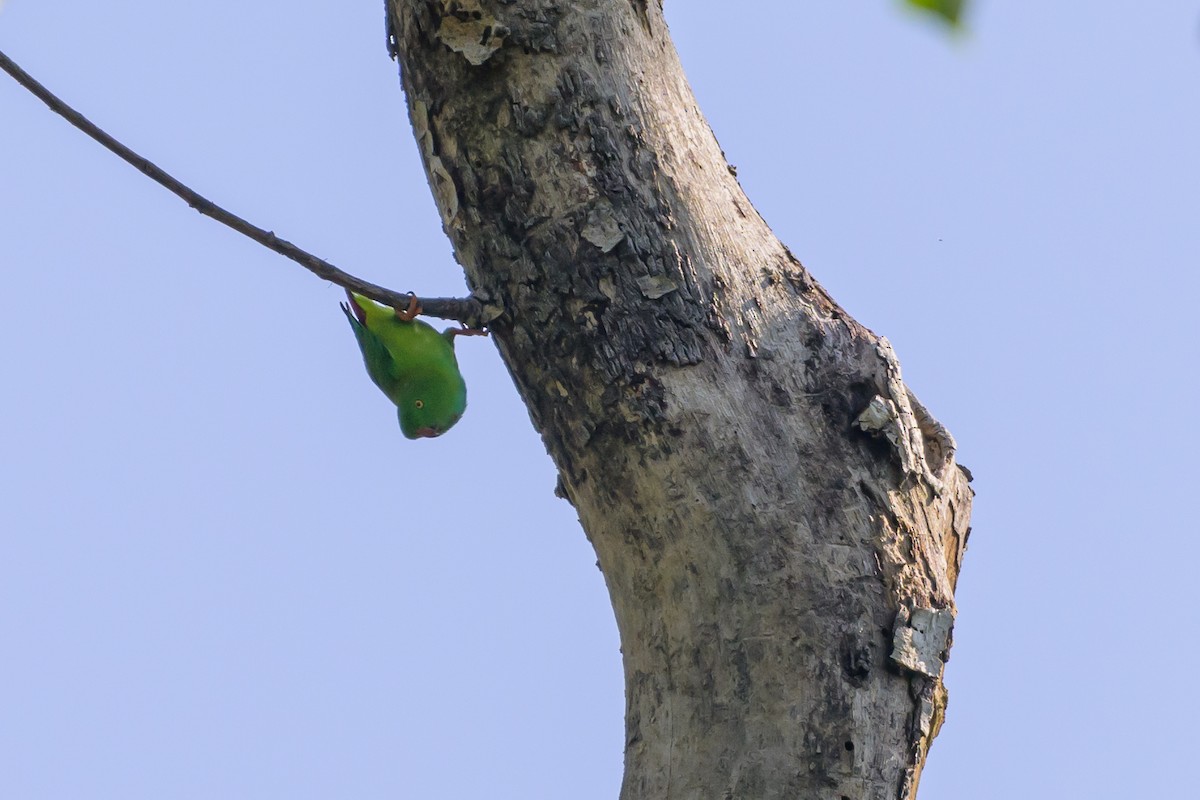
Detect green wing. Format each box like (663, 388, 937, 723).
(341, 302, 397, 396)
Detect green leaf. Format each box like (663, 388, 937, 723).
(903, 0, 966, 26)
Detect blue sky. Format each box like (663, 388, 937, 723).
(2, 2, 1198, 798)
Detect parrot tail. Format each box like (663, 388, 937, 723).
(344, 290, 368, 325)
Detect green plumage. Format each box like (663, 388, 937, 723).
(341, 292, 468, 439)
(904, 0, 965, 26)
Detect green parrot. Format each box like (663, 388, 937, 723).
(340, 290, 485, 439)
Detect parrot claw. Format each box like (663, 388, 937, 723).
(448, 326, 489, 339)
(395, 292, 422, 322)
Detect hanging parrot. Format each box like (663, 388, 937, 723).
(340, 290, 485, 439)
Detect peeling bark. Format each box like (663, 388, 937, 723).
(386, 2, 973, 798)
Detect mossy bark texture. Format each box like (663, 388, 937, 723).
(386, 2, 973, 798)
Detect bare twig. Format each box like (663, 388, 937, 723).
(0, 47, 483, 325)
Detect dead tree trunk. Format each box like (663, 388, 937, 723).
(386, 2, 973, 798)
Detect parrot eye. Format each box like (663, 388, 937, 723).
(414, 399, 425, 409)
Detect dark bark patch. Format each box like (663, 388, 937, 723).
(840, 627, 877, 688)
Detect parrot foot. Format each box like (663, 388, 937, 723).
(394, 292, 422, 322)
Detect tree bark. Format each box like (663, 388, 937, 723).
(386, 2, 974, 798)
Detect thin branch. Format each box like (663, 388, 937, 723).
(0, 47, 483, 325)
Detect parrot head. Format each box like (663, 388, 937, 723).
(395, 374, 466, 439)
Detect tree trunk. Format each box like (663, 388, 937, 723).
(386, 2, 974, 798)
